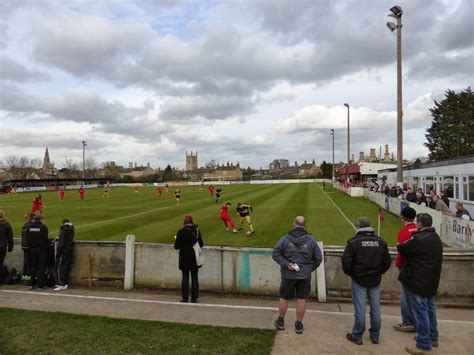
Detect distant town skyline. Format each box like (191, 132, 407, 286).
(1, 0, 472, 169)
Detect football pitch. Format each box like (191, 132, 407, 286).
(0, 183, 403, 247)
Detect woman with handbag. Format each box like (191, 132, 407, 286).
(174, 214, 204, 303)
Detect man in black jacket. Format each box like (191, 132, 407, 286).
(21, 212, 35, 281)
(25, 214, 49, 291)
(342, 217, 391, 346)
(398, 213, 442, 354)
(0, 210, 14, 284)
(405, 187, 417, 203)
(54, 219, 74, 291)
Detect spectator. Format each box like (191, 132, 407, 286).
(414, 191, 427, 206)
(440, 191, 450, 208)
(455, 201, 472, 220)
(174, 214, 204, 303)
(433, 195, 454, 216)
(393, 207, 418, 333)
(25, 214, 49, 291)
(405, 187, 417, 203)
(54, 219, 75, 292)
(398, 213, 442, 354)
(0, 210, 14, 284)
(426, 196, 436, 209)
(342, 217, 391, 346)
(272, 216, 322, 334)
(21, 212, 35, 281)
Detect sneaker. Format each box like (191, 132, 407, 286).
(232, 229, 238, 233)
(405, 345, 432, 354)
(295, 321, 304, 334)
(225, 228, 229, 232)
(413, 336, 438, 348)
(54, 285, 68, 292)
(370, 337, 379, 344)
(274, 317, 285, 330)
(394, 323, 415, 332)
(346, 333, 363, 345)
(36, 286, 48, 291)
(191, 299, 198, 303)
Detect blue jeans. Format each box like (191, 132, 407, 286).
(351, 280, 381, 341)
(405, 288, 438, 351)
(400, 283, 414, 327)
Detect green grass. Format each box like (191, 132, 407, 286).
(0, 307, 276, 354)
(0, 183, 403, 246)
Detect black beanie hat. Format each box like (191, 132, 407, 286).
(401, 207, 416, 221)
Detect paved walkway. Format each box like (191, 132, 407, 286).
(1, 285, 473, 354)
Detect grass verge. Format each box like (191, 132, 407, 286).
(0, 307, 276, 354)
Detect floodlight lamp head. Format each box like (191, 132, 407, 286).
(389, 5, 403, 18)
(330, 129, 334, 134)
(386, 22, 397, 31)
(344, 103, 349, 108)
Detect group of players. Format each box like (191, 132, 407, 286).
(30, 182, 256, 236)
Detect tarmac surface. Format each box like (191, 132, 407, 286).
(1, 285, 473, 354)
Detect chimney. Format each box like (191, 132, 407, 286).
(147, 163, 150, 168)
(312, 159, 315, 165)
(295, 161, 298, 167)
(359, 152, 365, 162)
(369, 148, 377, 162)
(351, 154, 355, 164)
(384, 144, 391, 161)
(134, 162, 137, 168)
(129, 162, 133, 169)
(304, 160, 307, 164)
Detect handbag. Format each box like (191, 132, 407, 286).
(193, 227, 204, 267)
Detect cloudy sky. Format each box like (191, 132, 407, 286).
(0, 0, 472, 170)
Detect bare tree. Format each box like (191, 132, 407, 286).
(61, 159, 81, 178)
(85, 157, 98, 178)
(1, 155, 41, 179)
(205, 159, 216, 169)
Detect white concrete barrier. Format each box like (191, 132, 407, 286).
(124, 235, 135, 290)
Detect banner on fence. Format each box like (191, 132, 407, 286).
(441, 214, 473, 248)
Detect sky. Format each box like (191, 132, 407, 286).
(0, 0, 472, 170)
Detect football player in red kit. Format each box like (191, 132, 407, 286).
(157, 186, 163, 198)
(59, 187, 65, 201)
(78, 186, 85, 200)
(32, 194, 44, 213)
(220, 202, 238, 233)
(208, 184, 215, 196)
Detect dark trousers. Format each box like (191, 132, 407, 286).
(55, 252, 72, 286)
(29, 248, 47, 287)
(181, 268, 199, 301)
(23, 249, 31, 276)
(0, 247, 6, 282)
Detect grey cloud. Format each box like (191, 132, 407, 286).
(0, 83, 41, 112)
(439, 0, 473, 51)
(0, 56, 50, 82)
(160, 95, 255, 121)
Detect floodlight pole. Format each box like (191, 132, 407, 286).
(330, 129, 335, 180)
(396, 13, 403, 186)
(344, 103, 350, 183)
(387, 6, 404, 186)
(82, 140, 87, 180)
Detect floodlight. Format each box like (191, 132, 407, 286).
(330, 129, 334, 135)
(386, 22, 397, 32)
(389, 5, 403, 18)
(344, 103, 349, 108)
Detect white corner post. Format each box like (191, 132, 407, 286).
(316, 242, 326, 302)
(124, 235, 136, 290)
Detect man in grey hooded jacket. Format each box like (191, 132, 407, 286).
(272, 216, 322, 334)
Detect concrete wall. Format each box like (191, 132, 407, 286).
(4, 239, 473, 305)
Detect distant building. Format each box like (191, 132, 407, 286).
(186, 151, 198, 171)
(42, 147, 57, 178)
(201, 162, 243, 181)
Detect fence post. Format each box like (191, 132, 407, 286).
(124, 235, 135, 290)
(316, 242, 326, 302)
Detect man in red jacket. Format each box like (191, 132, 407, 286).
(393, 207, 418, 333)
(220, 202, 237, 233)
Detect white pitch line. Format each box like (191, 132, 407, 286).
(319, 186, 356, 231)
(1, 290, 472, 325)
(48, 205, 171, 236)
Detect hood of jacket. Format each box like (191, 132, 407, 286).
(287, 227, 312, 245)
(61, 223, 74, 232)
